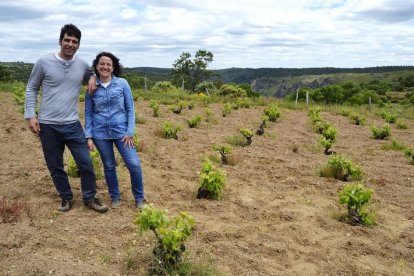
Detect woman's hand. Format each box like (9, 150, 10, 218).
(122, 136, 135, 149)
(87, 138, 95, 151)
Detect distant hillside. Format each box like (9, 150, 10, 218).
(2, 62, 413, 98)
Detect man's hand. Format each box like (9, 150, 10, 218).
(28, 117, 40, 134)
(87, 75, 97, 94)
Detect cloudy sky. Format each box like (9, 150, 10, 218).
(1, 0, 414, 69)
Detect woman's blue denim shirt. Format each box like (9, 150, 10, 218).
(84, 76, 135, 139)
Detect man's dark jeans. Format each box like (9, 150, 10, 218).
(39, 122, 96, 204)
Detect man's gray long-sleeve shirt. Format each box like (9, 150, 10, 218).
(24, 53, 92, 124)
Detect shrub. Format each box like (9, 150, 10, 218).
(234, 98, 252, 109)
(187, 115, 202, 128)
(205, 108, 214, 122)
(320, 125, 337, 155)
(383, 112, 398, 123)
(225, 134, 247, 147)
(212, 144, 232, 165)
(396, 119, 408, 129)
(162, 121, 182, 140)
(152, 81, 177, 93)
(405, 148, 414, 164)
(339, 183, 375, 226)
(150, 100, 160, 117)
(349, 112, 366, 125)
(381, 138, 406, 151)
(195, 81, 217, 94)
(133, 205, 195, 271)
(217, 84, 247, 98)
(339, 108, 351, 116)
(308, 106, 322, 124)
(314, 120, 331, 134)
(371, 123, 391, 139)
(222, 103, 232, 117)
(171, 101, 186, 114)
(197, 159, 226, 200)
(240, 128, 254, 146)
(263, 104, 281, 122)
(319, 154, 362, 181)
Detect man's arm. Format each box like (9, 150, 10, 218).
(25, 60, 43, 134)
(24, 61, 43, 120)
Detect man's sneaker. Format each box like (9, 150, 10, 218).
(135, 199, 147, 210)
(85, 198, 108, 213)
(58, 199, 73, 212)
(111, 199, 121, 209)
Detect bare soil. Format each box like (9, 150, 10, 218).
(0, 92, 413, 275)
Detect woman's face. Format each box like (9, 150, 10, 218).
(97, 56, 114, 80)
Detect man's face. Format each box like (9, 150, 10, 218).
(59, 33, 80, 60)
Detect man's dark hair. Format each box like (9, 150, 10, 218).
(92, 52, 123, 78)
(60, 24, 81, 42)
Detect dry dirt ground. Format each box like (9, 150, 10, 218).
(0, 92, 413, 275)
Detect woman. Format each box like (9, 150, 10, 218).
(84, 52, 145, 210)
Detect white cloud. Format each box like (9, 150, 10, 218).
(0, 0, 413, 68)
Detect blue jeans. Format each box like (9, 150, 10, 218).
(93, 138, 144, 202)
(39, 122, 96, 204)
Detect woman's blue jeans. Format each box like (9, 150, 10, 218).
(93, 138, 144, 202)
(39, 122, 97, 204)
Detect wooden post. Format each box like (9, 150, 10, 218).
(295, 88, 299, 105)
(306, 90, 309, 107)
(144, 76, 147, 91)
(368, 97, 371, 112)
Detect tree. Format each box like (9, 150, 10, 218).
(172, 50, 213, 92)
(0, 65, 13, 82)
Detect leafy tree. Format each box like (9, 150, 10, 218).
(0, 65, 13, 82)
(172, 50, 213, 92)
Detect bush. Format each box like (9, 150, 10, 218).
(339, 183, 375, 226)
(212, 144, 233, 165)
(349, 112, 366, 125)
(162, 121, 182, 140)
(396, 119, 408, 129)
(239, 128, 254, 146)
(263, 104, 281, 122)
(405, 148, 414, 164)
(371, 123, 391, 140)
(197, 159, 226, 200)
(381, 138, 406, 151)
(225, 134, 248, 147)
(319, 154, 362, 181)
(222, 103, 232, 117)
(187, 115, 202, 128)
(171, 101, 185, 114)
(195, 81, 217, 94)
(67, 150, 104, 180)
(150, 100, 160, 117)
(320, 125, 337, 155)
(133, 205, 195, 271)
(383, 112, 398, 123)
(152, 81, 177, 93)
(217, 84, 247, 98)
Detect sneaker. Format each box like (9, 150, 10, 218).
(85, 198, 108, 213)
(111, 199, 121, 209)
(135, 199, 147, 210)
(58, 199, 73, 212)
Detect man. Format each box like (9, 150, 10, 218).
(24, 23, 108, 213)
